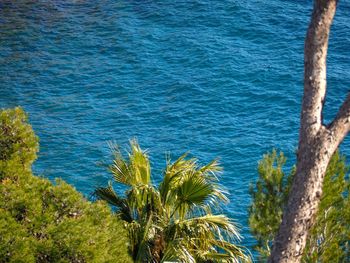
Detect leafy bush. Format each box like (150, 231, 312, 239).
(0, 107, 132, 263)
(249, 150, 350, 262)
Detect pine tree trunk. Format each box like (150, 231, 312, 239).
(268, 0, 350, 262)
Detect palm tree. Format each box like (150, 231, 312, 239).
(95, 140, 250, 262)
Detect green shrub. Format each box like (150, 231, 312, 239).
(249, 149, 350, 262)
(0, 107, 132, 263)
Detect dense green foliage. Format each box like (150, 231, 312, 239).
(0, 108, 132, 263)
(249, 150, 350, 262)
(95, 140, 251, 262)
(248, 150, 292, 260)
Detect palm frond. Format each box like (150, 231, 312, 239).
(159, 153, 188, 204)
(163, 219, 250, 263)
(127, 184, 162, 220)
(164, 215, 250, 262)
(173, 175, 213, 219)
(161, 240, 196, 263)
(181, 214, 241, 241)
(200, 251, 233, 260)
(108, 140, 151, 187)
(160, 154, 228, 219)
(94, 182, 133, 222)
(172, 173, 228, 218)
(196, 159, 222, 180)
(109, 144, 134, 186)
(196, 159, 229, 205)
(212, 240, 252, 262)
(129, 139, 151, 185)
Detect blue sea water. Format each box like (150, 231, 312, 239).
(0, 0, 349, 251)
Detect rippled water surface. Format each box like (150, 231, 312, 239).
(1, 0, 349, 249)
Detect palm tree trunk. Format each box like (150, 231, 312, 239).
(151, 233, 165, 262)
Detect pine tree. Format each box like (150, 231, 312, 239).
(249, 150, 350, 262)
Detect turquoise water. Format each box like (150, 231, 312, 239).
(0, 0, 349, 249)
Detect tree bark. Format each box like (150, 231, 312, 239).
(268, 0, 350, 262)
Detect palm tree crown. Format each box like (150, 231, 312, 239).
(95, 140, 250, 262)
